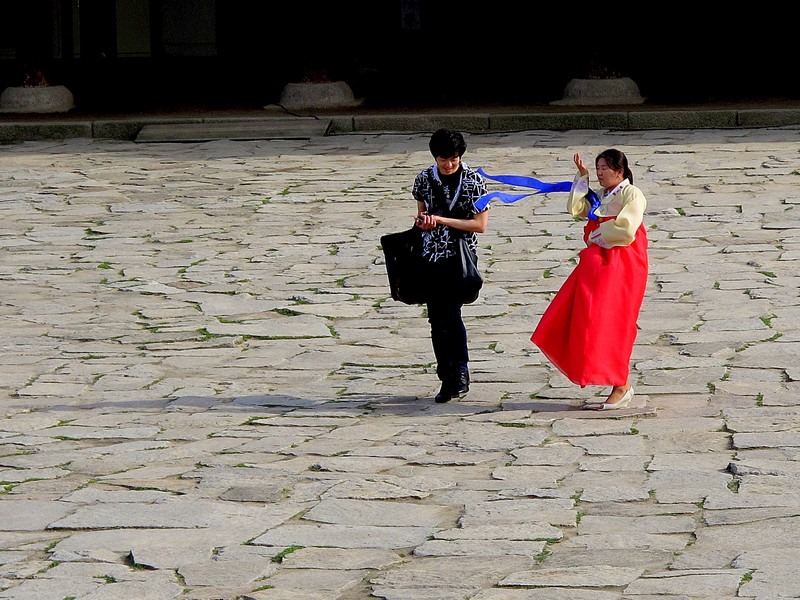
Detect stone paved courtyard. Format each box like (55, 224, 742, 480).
(1, 126, 799, 599)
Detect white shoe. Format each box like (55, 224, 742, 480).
(585, 387, 634, 411)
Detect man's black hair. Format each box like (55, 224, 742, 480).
(429, 128, 466, 159)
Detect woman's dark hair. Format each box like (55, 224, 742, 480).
(596, 148, 634, 184)
(429, 128, 467, 159)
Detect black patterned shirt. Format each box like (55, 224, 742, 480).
(412, 163, 488, 262)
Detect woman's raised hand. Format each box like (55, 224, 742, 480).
(574, 153, 589, 177)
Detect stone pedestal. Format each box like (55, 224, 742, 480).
(0, 85, 75, 113)
(275, 81, 363, 111)
(551, 77, 644, 106)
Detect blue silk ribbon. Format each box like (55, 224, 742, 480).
(585, 189, 601, 221)
(475, 168, 600, 221)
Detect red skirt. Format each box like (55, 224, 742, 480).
(531, 220, 648, 387)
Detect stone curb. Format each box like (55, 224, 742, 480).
(1, 108, 800, 142)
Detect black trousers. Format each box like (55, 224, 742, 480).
(426, 256, 469, 382)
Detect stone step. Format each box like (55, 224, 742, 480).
(135, 118, 331, 142)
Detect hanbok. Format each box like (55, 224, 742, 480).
(531, 176, 648, 387)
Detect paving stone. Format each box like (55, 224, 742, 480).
(433, 522, 563, 541)
(565, 471, 651, 503)
(560, 532, 691, 552)
(567, 435, 649, 456)
(369, 556, 532, 599)
(646, 469, 734, 503)
(583, 515, 695, 538)
(511, 445, 585, 466)
(49, 499, 301, 530)
(499, 565, 643, 587)
(177, 547, 276, 587)
(414, 538, 547, 558)
(0, 500, 74, 531)
(51, 528, 256, 569)
(250, 523, 435, 549)
(471, 590, 620, 600)
(622, 569, 747, 596)
(301, 498, 453, 527)
(732, 548, 800, 597)
(0, 578, 101, 599)
(280, 547, 402, 570)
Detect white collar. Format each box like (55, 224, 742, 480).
(603, 178, 629, 199)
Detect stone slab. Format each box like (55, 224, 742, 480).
(135, 118, 332, 142)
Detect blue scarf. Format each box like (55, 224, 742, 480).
(476, 168, 600, 220)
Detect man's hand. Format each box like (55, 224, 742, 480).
(415, 212, 437, 230)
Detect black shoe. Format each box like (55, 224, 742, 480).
(434, 384, 453, 403)
(454, 369, 470, 396)
(452, 381, 469, 397)
(434, 377, 470, 404)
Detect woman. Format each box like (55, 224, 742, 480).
(531, 149, 648, 410)
(413, 129, 489, 403)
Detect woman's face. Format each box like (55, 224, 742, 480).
(436, 155, 461, 176)
(596, 158, 624, 189)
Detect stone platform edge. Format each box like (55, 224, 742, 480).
(2, 108, 800, 142)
